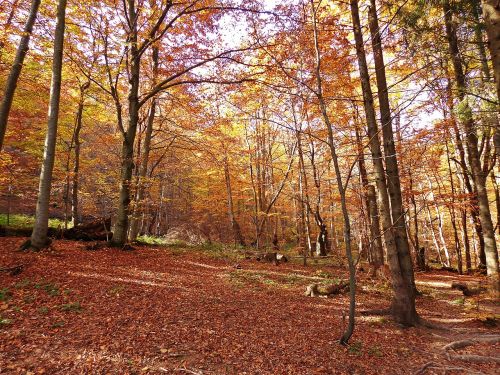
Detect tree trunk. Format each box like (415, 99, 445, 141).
(351, 0, 417, 325)
(444, 0, 499, 290)
(310, 0, 355, 344)
(0, 0, 41, 151)
(29, 0, 67, 249)
(472, 0, 492, 81)
(368, 0, 417, 298)
(112, 0, 140, 247)
(68, 82, 89, 228)
(224, 156, 245, 246)
(481, 0, 500, 102)
(461, 208, 473, 272)
(356, 126, 383, 269)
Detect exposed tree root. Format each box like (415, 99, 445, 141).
(18, 238, 52, 252)
(448, 354, 500, 364)
(414, 361, 485, 375)
(442, 335, 500, 351)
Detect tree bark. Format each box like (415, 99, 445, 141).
(68, 82, 89, 228)
(368, 0, 417, 297)
(445, 0, 499, 290)
(481, 0, 500, 102)
(351, 0, 418, 325)
(0, 0, 41, 151)
(310, 0, 355, 344)
(224, 156, 245, 246)
(29, 0, 67, 249)
(112, 0, 141, 247)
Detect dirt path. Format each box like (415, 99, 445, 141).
(0, 237, 498, 374)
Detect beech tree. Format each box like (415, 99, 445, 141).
(28, 0, 68, 250)
(0, 0, 41, 151)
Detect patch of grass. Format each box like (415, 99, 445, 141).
(14, 279, 31, 289)
(0, 214, 69, 229)
(348, 341, 363, 355)
(314, 270, 332, 279)
(367, 346, 383, 357)
(137, 235, 169, 246)
(38, 306, 49, 314)
(0, 288, 12, 302)
(60, 302, 82, 312)
(199, 242, 243, 261)
(283, 273, 305, 284)
(0, 316, 13, 326)
(108, 285, 126, 296)
(34, 281, 60, 296)
(51, 321, 65, 328)
(451, 297, 465, 305)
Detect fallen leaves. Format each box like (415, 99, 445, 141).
(0, 237, 498, 374)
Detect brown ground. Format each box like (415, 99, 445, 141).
(0, 237, 498, 374)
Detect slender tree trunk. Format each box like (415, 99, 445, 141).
(224, 156, 245, 246)
(112, 0, 140, 247)
(351, 0, 417, 325)
(461, 208, 473, 272)
(481, 0, 500, 102)
(66, 82, 89, 228)
(310, 0, 355, 344)
(445, 137, 463, 273)
(0, 0, 41, 151)
(444, 0, 499, 290)
(29, 0, 67, 249)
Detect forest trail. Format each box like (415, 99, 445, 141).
(0, 237, 498, 374)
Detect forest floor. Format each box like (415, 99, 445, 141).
(0, 237, 499, 374)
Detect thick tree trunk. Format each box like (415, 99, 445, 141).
(351, 0, 417, 325)
(445, 0, 499, 290)
(472, 0, 491, 81)
(481, 0, 500, 102)
(368, 0, 417, 297)
(128, 42, 159, 242)
(112, 0, 140, 247)
(0, 0, 41, 151)
(356, 127, 383, 269)
(29, 0, 67, 249)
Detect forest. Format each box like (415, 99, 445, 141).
(0, 0, 499, 373)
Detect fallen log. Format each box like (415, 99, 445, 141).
(305, 281, 349, 297)
(62, 218, 111, 241)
